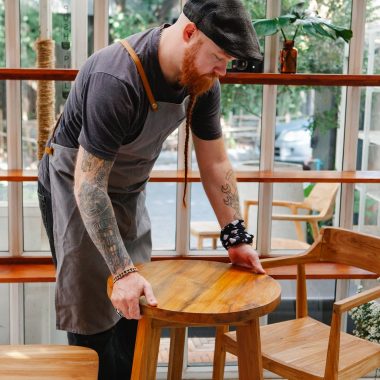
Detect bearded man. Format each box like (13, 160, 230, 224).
(37, 0, 263, 379)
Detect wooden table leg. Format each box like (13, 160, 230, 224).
(168, 327, 186, 380)
(131, 317, 161, 380)
(236, 319, 263, 380)
(212, 325, 228, 380)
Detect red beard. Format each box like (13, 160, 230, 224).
(179, 40, 218, 96)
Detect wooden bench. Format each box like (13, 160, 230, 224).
(0, 344, 98, 379)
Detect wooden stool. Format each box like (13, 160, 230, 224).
(0, 344, 98, 379)
(109, 260, 281, 380)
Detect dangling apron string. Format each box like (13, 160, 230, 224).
(45, 40, 158, 156)
(44, 113, 62, 155)
(119, 39, 158, 111)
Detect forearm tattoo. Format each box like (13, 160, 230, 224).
(221, 169, 242, 220)
(76, 150, 132, 274)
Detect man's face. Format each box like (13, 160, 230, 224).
(179, 34, 233, 96)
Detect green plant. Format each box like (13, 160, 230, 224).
(349, 283, 380, 344)
(253, 1, 353, 43)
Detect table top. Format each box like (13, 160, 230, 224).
(132, 260, 281, 325)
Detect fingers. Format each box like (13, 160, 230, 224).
(250, 255, 266, 274)
(111, 275, 157, 320)
(144, 283, 158, 306)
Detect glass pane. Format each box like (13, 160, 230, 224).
(53, 1, 73, 101)
(24, 283, 67, 344)
(274, 85, 344, 250)
(109, 0, 181, 42)
(355, 2, 380, 236)
(0, 1, 7, 253)
(0, 182, 8, 253)
(0, 284, 10, 344)
(269, 279, 336, 324)
(189, 87, 263, 253)
(280, 0, 352, 74)
(146, 182, 176, 251)
(270, 182, 340, 250)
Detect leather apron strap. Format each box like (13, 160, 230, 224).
(119, 39, 158, 112)
(45, 40, 158, 156)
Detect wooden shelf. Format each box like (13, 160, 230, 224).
(221, 73, 380, 86)
(1, 68, 379, 87)
(2, 169, 380, 183)
(0, 259, 376, 283)
(0, 68, 77, 81)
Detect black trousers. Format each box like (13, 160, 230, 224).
(37, 181, 138, 380)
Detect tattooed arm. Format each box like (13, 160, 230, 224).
(74, 146, 157, 319)
(192, 135, 264, 273)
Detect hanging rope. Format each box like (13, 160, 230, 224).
(36, 38, 55, 160)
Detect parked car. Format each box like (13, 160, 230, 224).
(275, 118, 312, 167)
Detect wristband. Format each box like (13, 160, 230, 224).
(220, 219, 254, 250)
(113, 266, 138, 283)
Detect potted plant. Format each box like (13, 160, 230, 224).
(253, 2, 353, 73)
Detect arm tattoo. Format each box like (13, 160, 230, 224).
(221, 169, 242, 220)
(76, 150, 132, 274)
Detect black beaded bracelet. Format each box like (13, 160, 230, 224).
(220, 219, 254, 250)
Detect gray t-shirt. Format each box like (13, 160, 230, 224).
(39, 25, 222, 188)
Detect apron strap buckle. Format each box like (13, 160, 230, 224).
(45, 146, 54, 155)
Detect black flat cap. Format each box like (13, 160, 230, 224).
(183, 0, 263, 61)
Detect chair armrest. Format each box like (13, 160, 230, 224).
(333, 285, 380, 314)
(261, 242, 321, 269)
(245, 200, 309, 209)
(272, 213, 320, 222)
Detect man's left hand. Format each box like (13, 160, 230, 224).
(228, 244, 265, 273)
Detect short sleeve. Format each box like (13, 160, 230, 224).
(78, 72, 136, 160)
(190, 81, 222, 140)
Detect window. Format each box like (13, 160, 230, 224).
(0, 1, 379, 377)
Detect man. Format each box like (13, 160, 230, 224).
(37, 0, 264, 378)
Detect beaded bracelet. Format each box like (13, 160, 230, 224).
(220, 219, 254, 250)
(113, 266, 139, 283)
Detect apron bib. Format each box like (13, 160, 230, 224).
(49, 42, 189, 334)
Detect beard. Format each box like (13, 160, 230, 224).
(179, 40, 218, 97)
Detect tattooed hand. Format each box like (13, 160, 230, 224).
(111, 272, 158, 320)
(228, 244, 265, 274)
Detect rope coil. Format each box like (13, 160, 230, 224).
(36, 38, 55, 160)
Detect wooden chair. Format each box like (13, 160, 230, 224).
(0, 344, 98, 379)
(244, 182, 340, 242)
(213, 227, 380, 380)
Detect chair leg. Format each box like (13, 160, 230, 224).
(236, 319, 263, 380)
(212, 325, 229, 380)
(197, 237, 203, 250)
(168, 327, 186, 380)
(212, 238, 217, 250)
(131, 317, 161, 380)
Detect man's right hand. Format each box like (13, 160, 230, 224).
(111, 272, 158, 319)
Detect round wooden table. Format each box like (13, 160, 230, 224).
(109, 259, 281, 380)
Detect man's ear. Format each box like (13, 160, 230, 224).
(183, 22, 197, 43)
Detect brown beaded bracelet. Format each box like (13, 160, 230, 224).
(113, 266, 139, 283)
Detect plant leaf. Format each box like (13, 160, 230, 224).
(252, 18, 280, 36)
(294, 16, 352, 42)
(278, 14, 296, 27)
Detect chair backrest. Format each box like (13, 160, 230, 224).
(304, 183, 340, 218)
(320, 227, 380, 275)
